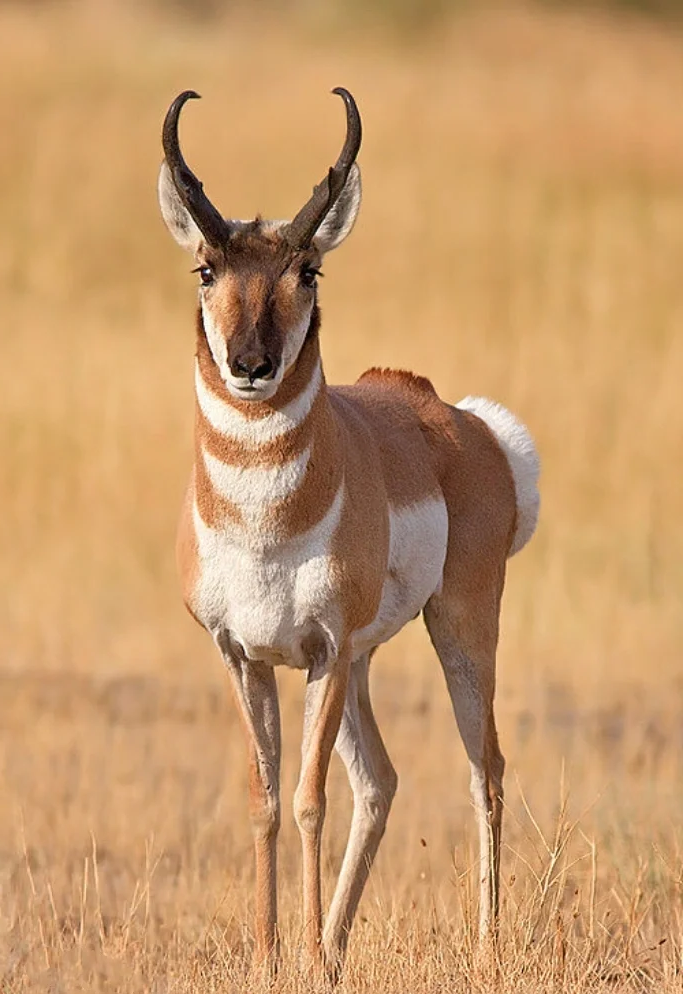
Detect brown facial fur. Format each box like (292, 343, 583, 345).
(198, 226, 322, 378)
(196, 303, 321, 417)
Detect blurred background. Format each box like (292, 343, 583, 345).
(1, 1, 683, 990)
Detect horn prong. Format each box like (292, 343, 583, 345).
(162, 91, 227, 249)
(285, 88, 362, 251)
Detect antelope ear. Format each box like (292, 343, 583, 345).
(313, 163, 361, 253)
(158, 161, 203, 253)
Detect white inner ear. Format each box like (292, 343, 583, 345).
(313, 163, 362, 254)
(158, 161, 203, 253)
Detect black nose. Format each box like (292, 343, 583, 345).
(231, 353, 274, 383)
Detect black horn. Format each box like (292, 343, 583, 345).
(284, 87, 362, 251)
(162, 90, 228, 249)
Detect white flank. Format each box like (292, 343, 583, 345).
(352, 495, 449, 657)
(457, 396, 540, 555)
(192, 481, 345, 667)
(195, 360, 322, 446)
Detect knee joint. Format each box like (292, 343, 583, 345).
(362, 796, 386, 835)
(293, 790, 325, 836)
(360, 778, 396, 835)
(249, 792, 280, 840)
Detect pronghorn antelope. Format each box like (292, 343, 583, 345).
(158, 87, 540, 978)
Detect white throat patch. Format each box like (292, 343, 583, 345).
(195, 359, 322, 446)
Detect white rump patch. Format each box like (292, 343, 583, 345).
(456, 396, 540, 556)
(195, 360, 322, 446)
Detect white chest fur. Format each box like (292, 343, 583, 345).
(192, 484, 345, 668)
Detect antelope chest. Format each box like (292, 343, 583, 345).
(190, 485, 346, 669)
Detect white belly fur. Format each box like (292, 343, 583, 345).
(193, 488, 448, 668)
(351, 495, 448, 658)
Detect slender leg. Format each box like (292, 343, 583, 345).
(323, 653, 397, 975)
(423, 593, 505, 943)
(217, 633, 281, 971)
(293, 643, 352, 972)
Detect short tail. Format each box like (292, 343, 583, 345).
(456, 396, 540, 556)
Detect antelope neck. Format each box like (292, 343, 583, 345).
(193, 324, 344, 539)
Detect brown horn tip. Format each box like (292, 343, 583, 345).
(162, 91, 202, 167)
(331, 86, 362, 151)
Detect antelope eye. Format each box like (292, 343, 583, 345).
(199, 266, 214, 286)
(301, 267, 320, 288)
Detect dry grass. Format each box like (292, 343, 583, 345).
(1, 2, 683, 990)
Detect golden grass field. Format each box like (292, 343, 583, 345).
(2, 2, 683, 990)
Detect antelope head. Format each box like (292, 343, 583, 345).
(158, 88, 362, 402)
